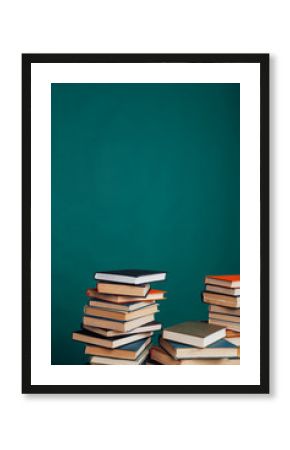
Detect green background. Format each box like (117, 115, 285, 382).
(51, 83, 240, 365)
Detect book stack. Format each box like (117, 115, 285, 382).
(148, 321, 240, 365)
(202, 275, 240, 336)
(72, 269, 167, 365)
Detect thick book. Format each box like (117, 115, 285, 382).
(96, 282, 150, 297)
(72, 329, 153, 349)
(209, 318, 240, 332)
(150, 347, 240, 365)
(85, 337, 151, 360)
(203, 291, 240, 308)
(208, 312, 240, 323)
(82, 313, 155, 332)
(84, 303, 158, 321)
(82, 321, 162, 337)
(208, 304, 240, 316)
(205, 284, 240, 296)
(86, 288, 166, 303)
(94, 269, 166, 285)
(204, 275, 240, 288)
(159, 337, 239, 359)
(90, 347, 149, 365)
(88, 299, 155, 312)
(162, 321, 226, 348)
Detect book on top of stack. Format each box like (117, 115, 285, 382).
(202, 275, 240, 333)
(72, 269, 167, 364)
(148, 321, 240, 365)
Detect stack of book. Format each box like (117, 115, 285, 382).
(202, 275, 240, 334)
(148, 321, 240, 365)
(72, 269, 167, 365)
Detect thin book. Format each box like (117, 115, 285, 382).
(94, 269, 166, 285)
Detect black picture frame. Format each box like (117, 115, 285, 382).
(22, 53, 269, 394)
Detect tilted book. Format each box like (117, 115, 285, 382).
(162, 321, 226, 348)
(85, 337, 151, 360)
(72, 329, 153, 349)
(83, 313, 156, 332)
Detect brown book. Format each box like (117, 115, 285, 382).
(208, 312, 240, 323)
(205, 284, 240, 296)
(82, 313, 155, 332)
(225, 330, 240, 346)
(209, 318, 240, 332)
(86, 288, 166, 303)
(88, 299, 155, 312)
(226, 330, 240, 338)
(85, 337, 151, 360)
(90, 348, 149, 365)
(208, 305, 240, 316)
(159, 337, 240, 359)
(82, 321, 162, 337)
(84, 303, 158, 321)
(203, 292, 240, 308)
(150, 347, 240, 365)
(96, 282, 150, 297)
(162, 321, 226, 348)
(72, 329, 153, 349)
(204, 275, 240, 288)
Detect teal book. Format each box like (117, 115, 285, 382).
(85, 336, 151, 361)
(72, 328, 153, 349)
(160, 337, 240, 359)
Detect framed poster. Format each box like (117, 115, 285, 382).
(22, 53, 269, 394)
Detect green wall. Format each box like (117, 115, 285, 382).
(51, 83, 240, 364)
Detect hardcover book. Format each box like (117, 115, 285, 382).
(82, 321, 162, 337)
(90, 347, 150, 365)
(86, 288, 166, 303)
(203, 291, 240, 308)
(82, 313, 156, 332)
(204, 275, 240, 288)
(88, 299, 155, 312)
(208, 312, 240, 323)
(85, 337, 151, 360)
(226, 330, 240, 338)
(84, 303, 159, 321)
(96, 282, 150, 297)
(208, 304, 240, 316)
(72, 329, 153, 349)
(94, 269, 166, 285)
(159, 337, 239, 359)
(205, 284, 240, 296)
(162, 321, 226, 348)
(150, 346, 240, 365)
(225, 337, 240, 346)
(209, 319, 240, 332)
